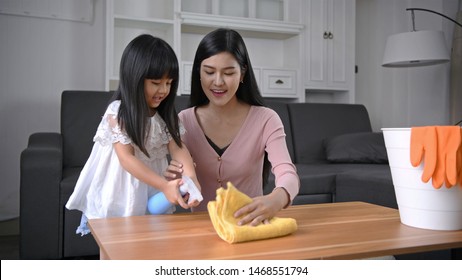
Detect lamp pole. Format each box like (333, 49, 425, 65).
(406, 8, 462, 28)
(406, 8, 462, 126)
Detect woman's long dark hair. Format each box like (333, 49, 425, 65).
(190, 28, 270, 187)
(190, 28, 265, 107)
(111, 34, 181, 157)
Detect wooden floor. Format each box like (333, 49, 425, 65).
(0, 235, 19, 260)
(0, 218, 19, 260)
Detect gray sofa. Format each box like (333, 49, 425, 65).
(263, 100, 395, 209)
(19, 90, 401, 259)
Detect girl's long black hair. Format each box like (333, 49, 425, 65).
(111, 34, 181, 156)
(190, 28, 270, 187)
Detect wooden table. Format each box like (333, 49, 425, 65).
(88, 202, 462, 260)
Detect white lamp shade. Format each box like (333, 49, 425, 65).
(382, 30, 450, 67)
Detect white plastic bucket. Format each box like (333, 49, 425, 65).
(382, 128, 462, 230)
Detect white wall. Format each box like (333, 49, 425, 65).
(0, 0, 105, 220)
(356, 0, 460, 132)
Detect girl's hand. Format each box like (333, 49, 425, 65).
(233, 188, 289, 226)
(163, 159, 201, 208)
(163, 179, 189, 209)
(163, 159, 184, 180)
(180, 178, 202, 208)
(186, 196, 201, 208)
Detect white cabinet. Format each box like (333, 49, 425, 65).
(105, 0, 177, 91)
(105, 0, 305, 100)
(304, 0, 355, 103)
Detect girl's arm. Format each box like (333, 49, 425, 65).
(113, 142, 188, 208)
(168, 140, 202, 207)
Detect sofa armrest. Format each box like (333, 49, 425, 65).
(20, 132, 63, 259)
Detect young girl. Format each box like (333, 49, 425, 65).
(66, 34, 201, 235)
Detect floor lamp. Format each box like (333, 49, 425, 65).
(451, 11, 462, 125)
(382, 8, 462, 125)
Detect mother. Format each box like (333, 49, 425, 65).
(166, 28, 300, 226)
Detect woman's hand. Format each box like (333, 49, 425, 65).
(233, 187, 290, 226)
(163, 159, 184, 180)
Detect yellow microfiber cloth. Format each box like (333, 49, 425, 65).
(410, 126, 462, 189)
(207, 182, 297, 244)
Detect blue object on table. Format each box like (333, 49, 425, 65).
(147, 175, 202, 215)
(147, 191, 175, 215)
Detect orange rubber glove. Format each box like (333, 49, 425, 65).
(433, 126, 461, 188)
(410, 126, 437, 184)
(457, 128, 462, 186)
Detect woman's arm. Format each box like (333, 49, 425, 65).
(113, 142, 188, 208)
(235, 111, 299, 226)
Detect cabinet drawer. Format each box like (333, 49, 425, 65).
(262, 69, 297, 97)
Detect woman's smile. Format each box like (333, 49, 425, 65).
(211, 89, 227, 96)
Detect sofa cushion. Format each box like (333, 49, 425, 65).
(60, 167, 99, 257)
(335, 167, 397, 209)
(292, 194, 332, 205)
(325, 163, 390, 173)
(60, 167, 83, 198)
(264, 163, 338, 205)
(63, 209, 99, 258)
(324, 132, 388, 164)
(288, 103, 373, 164)
(295, 164, 337, 194)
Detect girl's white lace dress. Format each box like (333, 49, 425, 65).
(66, 100, 183, 223)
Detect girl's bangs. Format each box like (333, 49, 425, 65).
(146, 50, 179, 80)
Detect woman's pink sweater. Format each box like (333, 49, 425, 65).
(179, 106, 300, 212)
